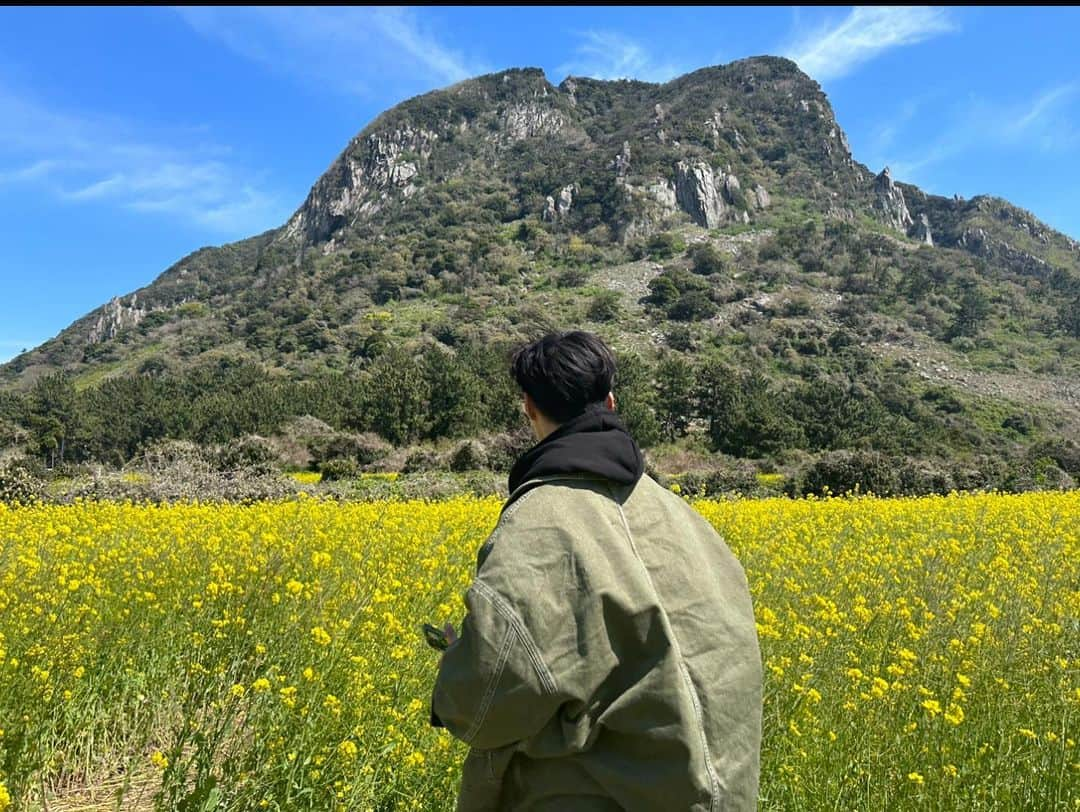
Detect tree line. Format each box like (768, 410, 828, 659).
(0, 334, 1020, 471)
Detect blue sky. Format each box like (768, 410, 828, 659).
(1, 6, 1078, 362)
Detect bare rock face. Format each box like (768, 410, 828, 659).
(675, 160, 727, 228)
(704, 110, 724, 148)
(872, 167, 914, 232)
(500, 102, 565, 141)
(611, 141, 631, 179)
(541, 196, 557, 222)
(89, 294, 147, 344)
(283, 125, 437, 244)
(957, 226, 1054, 279)
(560, 77, 577, 106)
(913, 213, 933, 246)
(556, 184, 575, 216)
(722, 173, 742, 204)
(752, 184, 771, 210)
(542, 184, 576, 221)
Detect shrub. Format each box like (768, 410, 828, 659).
(402, 448, 444, 474)
(795, 450, 901, 497)
(896, 458, 955, 496)
(668, 291, 718, 322)
(556, 267, 589, 288)
(1001, 413, 1036, 435)
(484, 428, 535, 473)
(449, 440, 488, 472)
(318, 432, 392, 467)
(0, 457, 45, 504)
(587, 290, 622, 322)
(214, 435, 279, 474)
(319, 458, 361, 482)
(646, 232, 686, 259)
(689, 243, 727, 276)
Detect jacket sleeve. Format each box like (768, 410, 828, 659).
(431, 576, 562, 750)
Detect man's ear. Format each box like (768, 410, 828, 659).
(605, 391, 616, 411)
(523, 392, 537, 421)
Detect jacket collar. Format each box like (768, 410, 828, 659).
(504, 403, 645, 513)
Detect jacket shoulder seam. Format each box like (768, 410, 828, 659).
(478, 487, 543, 567)
(463, 616, 517, 744)
(472, 579, 558, 695)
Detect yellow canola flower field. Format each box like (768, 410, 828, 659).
(0, 490, 1076, 810)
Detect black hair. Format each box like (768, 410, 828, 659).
(509, 331, 616, 424)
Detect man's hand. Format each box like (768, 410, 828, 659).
(438, 622, 458, 666)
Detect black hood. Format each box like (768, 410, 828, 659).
(507, 402, 645, 503)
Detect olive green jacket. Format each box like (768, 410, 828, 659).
(432, 473, 762, 811)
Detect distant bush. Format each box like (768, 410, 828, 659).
(587, 290, 623, 322)
(556, 267, 589, 288)
(483, 429, 534, 473)
(668, 291, 718, 322)
(689, 243, 727, 276)
(449, 440, 488, 472)
(793, 450, 901, 497)
(402, 448, 444, 474)
(646, 232, 686, 259)
(896, 458, 955, 496)
(213, 435, 278, 474)
(0, 457, 45, 504)
(319, 458, 360, 482)
(317, 432, 392, 467)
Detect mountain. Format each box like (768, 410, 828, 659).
(2, 57, 1078, 473)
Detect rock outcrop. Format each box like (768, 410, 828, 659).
(872, 167, 914, 232)
(283, 125, 438, 245)
(674, 161, 727, 228)
(88, 294, 147, 344)
(542, 184, 576, 221)
(612, 141, 631, 180)
(500, 102, 565, 141)
(913, 213, 933, 246)
(752, 184, 771, 210)
(957, 227, 1055, 279)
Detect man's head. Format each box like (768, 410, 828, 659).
(510, 331, 617, 441)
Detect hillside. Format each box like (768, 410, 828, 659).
(1, 56, 1078, 489)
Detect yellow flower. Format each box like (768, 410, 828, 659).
(251, 678, 271, 693)
(338, 740, 358, 761)
(150, 750, 169, 770)
(1018, 728, 1038, 740)
(944, 703, 965, 726)
(230, 683, 246, 698)
(0, 782, 11, 812)
(907, 772, 924, 785)
(311, 626, 331, 646)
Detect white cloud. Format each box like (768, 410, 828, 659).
(0, 84, 286, 235)
(174, 7, 482, 95)
(786, 7, 956, 82)
(880, 82, 1080, 184)
(557, 30, 685, 83)
(1004, 83, 1078, 142)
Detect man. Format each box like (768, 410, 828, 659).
(431, 331, 762, 811)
